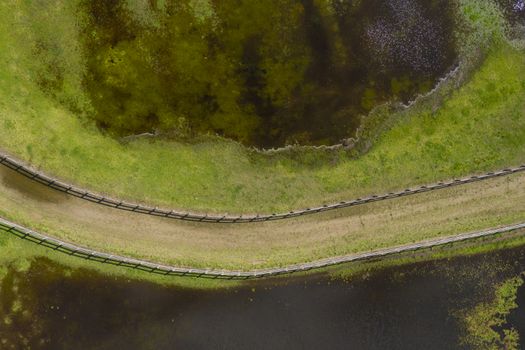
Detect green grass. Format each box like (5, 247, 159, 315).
(328, 230, 525, 281)
(0, 1, 524, 213)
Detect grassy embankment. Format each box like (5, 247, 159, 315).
(0, 0, 523, 214)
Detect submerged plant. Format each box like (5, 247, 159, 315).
(461, 276, 523, 350)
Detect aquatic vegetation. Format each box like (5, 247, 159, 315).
(461, 276, 523, 350)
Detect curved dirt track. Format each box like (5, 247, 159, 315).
(1, 162, 525, 271)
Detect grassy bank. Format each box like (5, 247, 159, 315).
(327, 230, 525, 282)
(0, 1, 524, 213)
(1, 0, 524, 283)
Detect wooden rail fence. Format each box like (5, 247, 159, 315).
(1, 153, 524, 224)
(1, 217, 524, 280)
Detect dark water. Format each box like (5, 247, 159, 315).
(74, 0, 457, 147)
(507, 284, 525, 346)
(3, 244, 525, 349)
(499, 0, 525, 23)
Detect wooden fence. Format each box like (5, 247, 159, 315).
(1, 153, 524, 223)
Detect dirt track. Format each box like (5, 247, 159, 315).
(1, 165, 524, 269)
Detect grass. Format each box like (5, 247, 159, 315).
(326, 230, 525, 282)
(0, 1, 524, 214)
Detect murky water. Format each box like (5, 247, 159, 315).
(499, 0, 525, 23)
(2, 244, 525, 349)
(74, 0, 457, 147)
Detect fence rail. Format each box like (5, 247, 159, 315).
(1, 153, 524, 224)
(1, 216, 524, 279)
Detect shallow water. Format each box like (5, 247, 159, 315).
(2, 244, 525, 349)
(76, 0, 457, 147)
